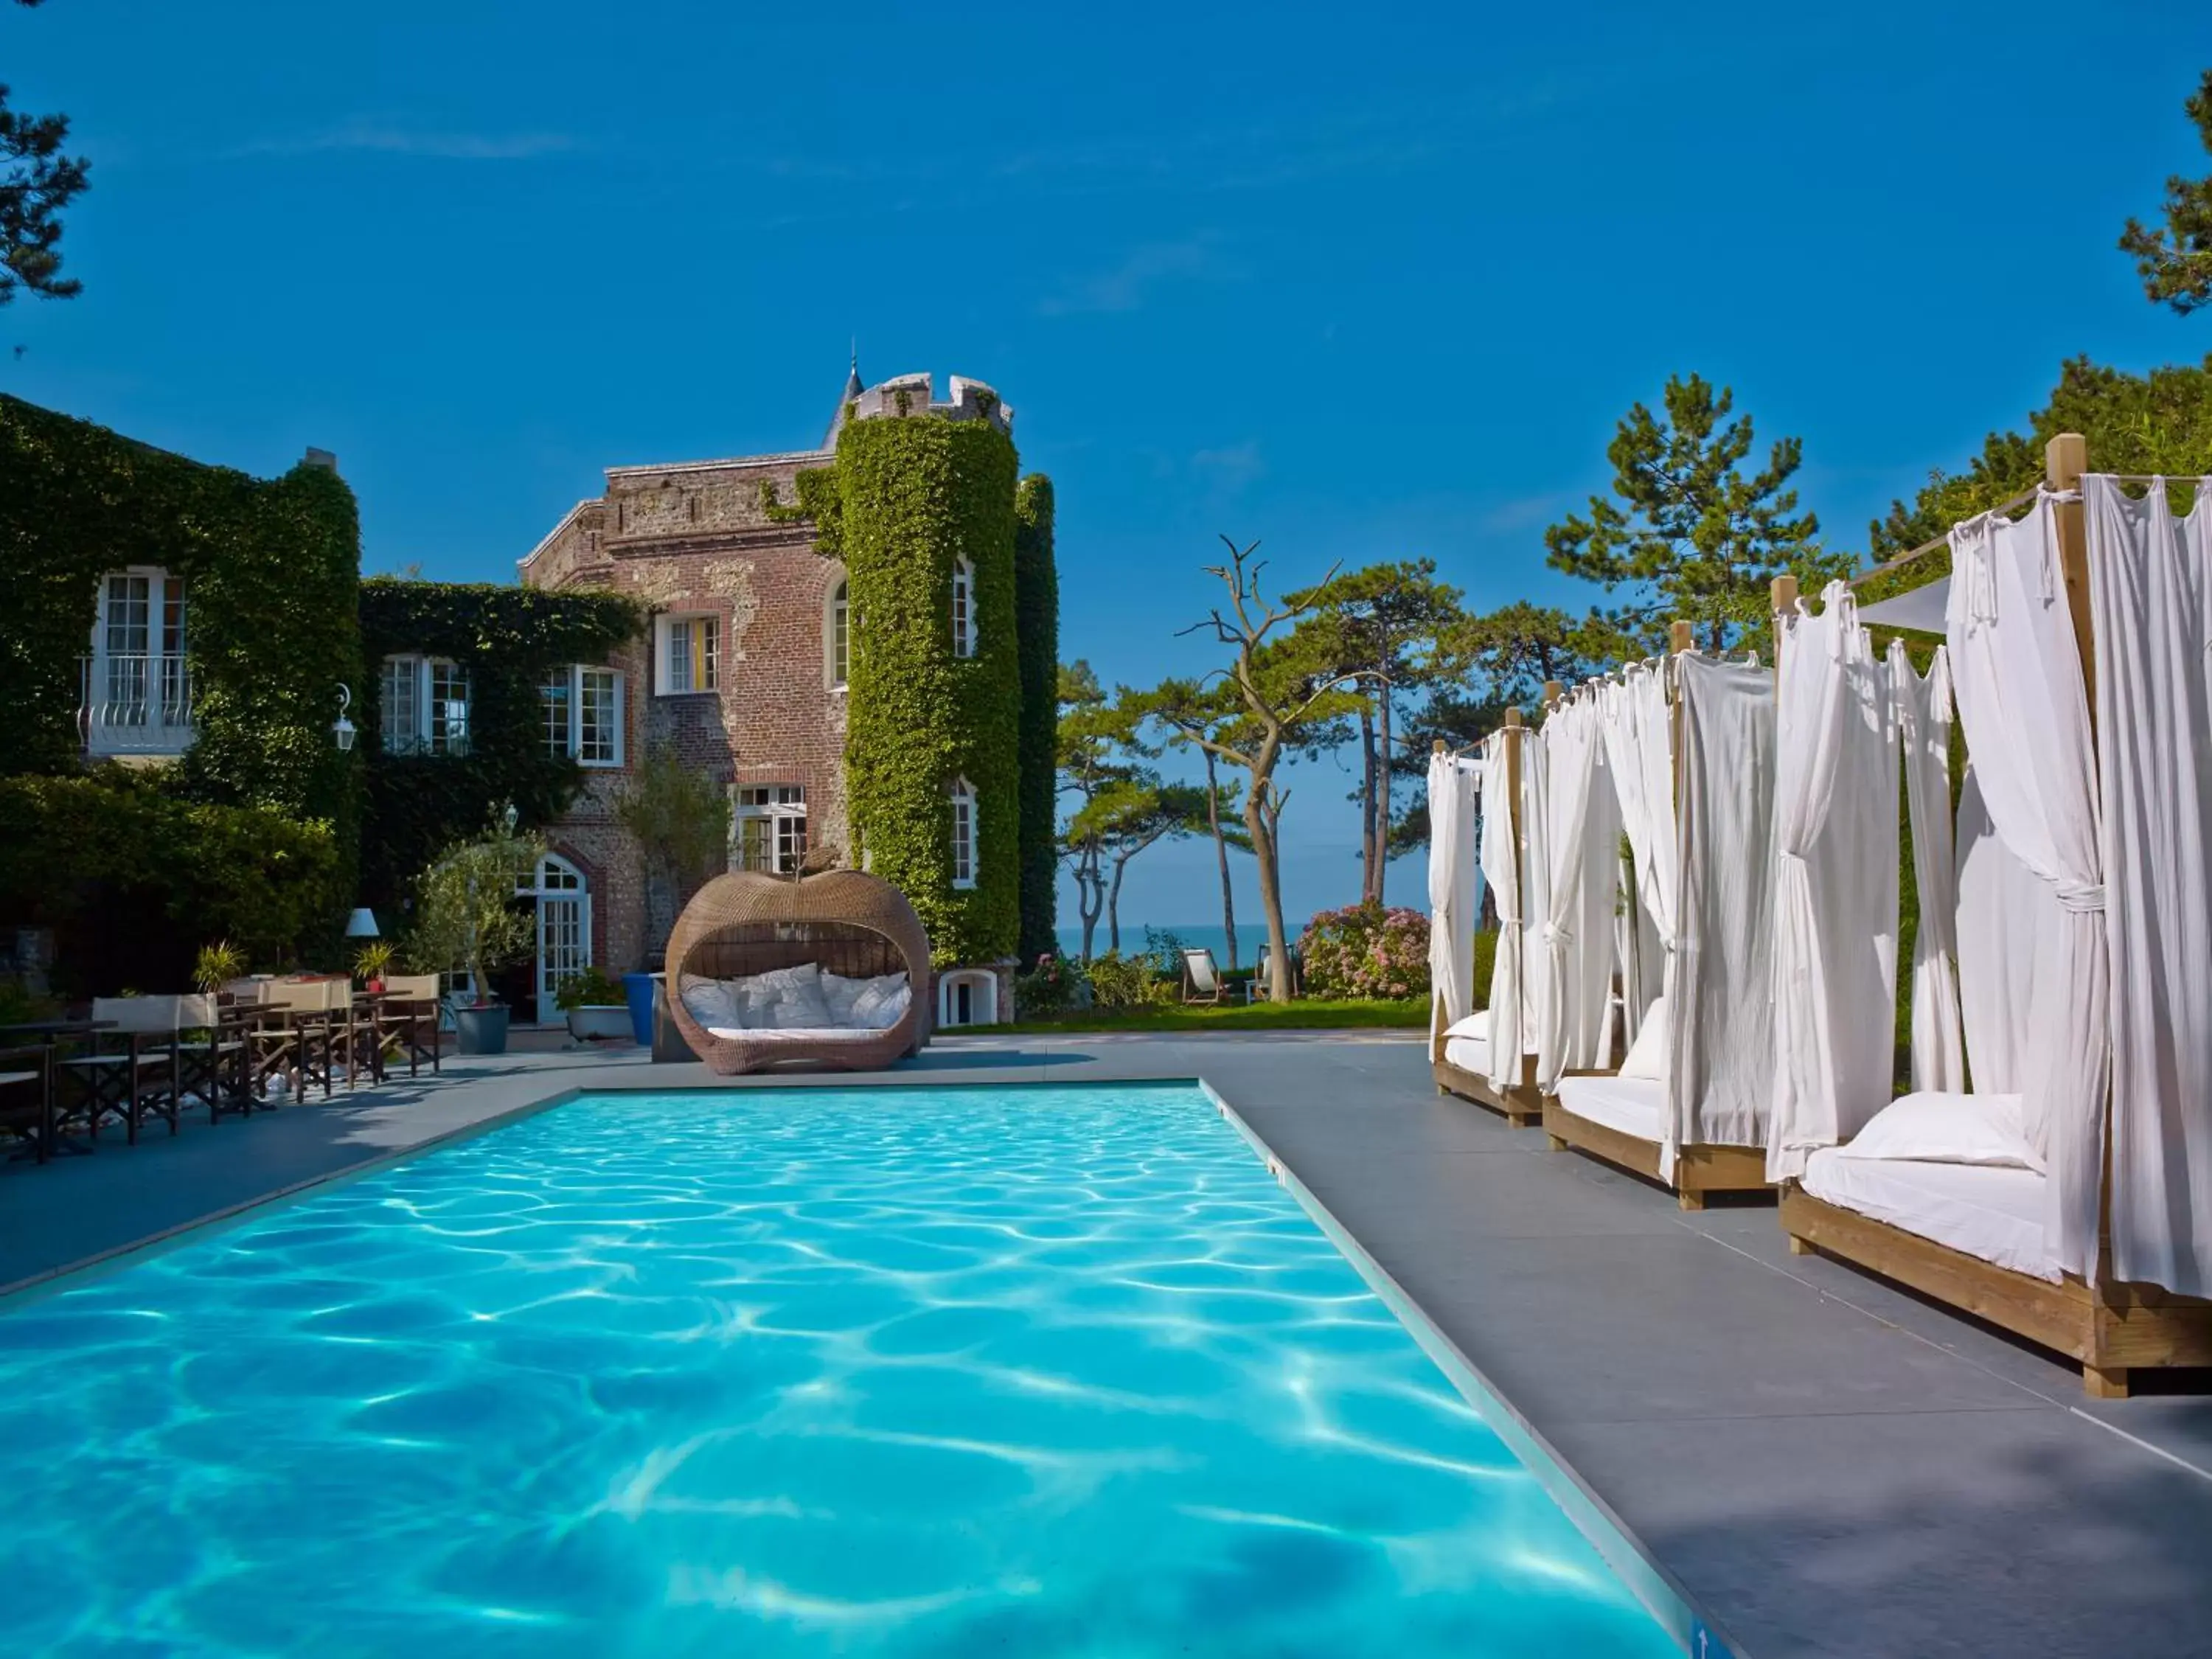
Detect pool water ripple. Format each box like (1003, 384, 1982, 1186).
(0, 1084, 1680, 1658)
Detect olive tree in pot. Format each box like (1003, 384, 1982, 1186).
(407, 810, 548, 1056)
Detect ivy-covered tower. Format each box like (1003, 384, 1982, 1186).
(833, 373, 1052, 978)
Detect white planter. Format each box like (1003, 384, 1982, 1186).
(566, 1005, 633, 1043)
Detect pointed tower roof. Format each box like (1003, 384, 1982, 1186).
(824, 347, 864, 451)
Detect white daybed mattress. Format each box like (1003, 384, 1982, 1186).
(1800, 1147, 2061, 1282)
(1554, 1074, 1663, 1144)
(1442, 1034, 1491, 1075)
(706, 1026, 890, 1043)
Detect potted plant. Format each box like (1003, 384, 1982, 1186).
(353, 939, 395, 995)
(554, 966, 630, 1044)
(193, 940, 246, 998)
(407, 810, 546, 1057)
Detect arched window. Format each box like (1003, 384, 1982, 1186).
(948, 776, 977, 889)
(951, 557, 975, 658)
(827, 579, 850, 690)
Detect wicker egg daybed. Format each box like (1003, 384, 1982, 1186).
(661, 866, 932, 1076)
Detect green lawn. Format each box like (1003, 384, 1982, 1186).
(943, 996, 1429, 1036)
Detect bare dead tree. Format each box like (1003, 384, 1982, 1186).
(1175, 536, 1369, 1003)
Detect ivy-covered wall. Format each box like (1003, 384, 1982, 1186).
(0, 394, 362, 825)
(1013, 473, 1060, 961)
(837, 414, 1023, 965)
(357, 578, 643, 916)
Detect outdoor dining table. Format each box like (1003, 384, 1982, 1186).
(0, 1019, 116, 1160)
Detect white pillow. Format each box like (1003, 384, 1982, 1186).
(848, 973, 911, 1030)
(1834, 1091, 2042, 1172)
(1619, 995, 1669, 1080)
(1444, 1010, 1489, 1041)
(818, 971, 865, 1026)
(679, 975, 740, 1029)
(739, 963, 835, 1031)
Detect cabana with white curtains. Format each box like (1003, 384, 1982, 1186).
(1427, 723, 1542, 1124)
(1543, 651, 1778, 1209)
(1780, 459, 2212, 1398)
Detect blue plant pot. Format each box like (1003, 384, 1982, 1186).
(623, 973, 657, 1046)
(453, 1004, 509, 1057)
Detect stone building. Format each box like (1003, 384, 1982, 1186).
(518, 366, 1056, 1029)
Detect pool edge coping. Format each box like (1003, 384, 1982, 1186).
(1197, 1077, 1748, 1659)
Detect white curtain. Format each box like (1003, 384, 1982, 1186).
(1598, 666, 1677, 995)
(1767, 583, 1900, 1180)
(2084, 475, 2212, 1295)
(1945, 493, 2108, 1279)
(1955, 762, 2049, 1097)
(1666, 653, 1778, 1175)
(1478, 730, 1525, 1091)
(1535, 695, 1624, 1090)
(1425, 751, 1481, 1048)
(1892, 641, 1966, 1095)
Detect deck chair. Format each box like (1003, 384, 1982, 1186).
(245, 979, 347, 1102)
(1252, 942, 1304, 1001)
(1180, 948, 1227, 1004)
(55, 996, 184, 1144)
(380, 974, 444, 1076)
(0, 1045, 52, 1164)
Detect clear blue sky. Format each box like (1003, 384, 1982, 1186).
(7, 1, 2210, 938)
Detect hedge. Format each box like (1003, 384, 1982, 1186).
(1013, 473, 1060, 961)
(0, 773, 341, 995)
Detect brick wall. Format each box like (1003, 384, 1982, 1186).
(521, 452, 851, 973)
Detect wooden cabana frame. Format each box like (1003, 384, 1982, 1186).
(1430, 706, 1543, 1127)
(1537, 624, 1775, 1209)
(1775, 432, 2212, 1397)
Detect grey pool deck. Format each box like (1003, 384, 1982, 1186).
(4, 1031, 2210, 1658)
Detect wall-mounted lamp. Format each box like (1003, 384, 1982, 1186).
(334, 684, 358, 754)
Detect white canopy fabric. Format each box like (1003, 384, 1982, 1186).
(1767, 583, 1900, 1181)
(1892, 641, 1966, 1095)
(1534, 695, 1624, 1089)
(1946, 492, 2108, 1279)
(2084, 474, 2212, 1295)
(1597, 665, 1677, 966)
(1477, 729, 1526, 1091)
(1425, 751, 1482, 1046)
(1520, 728, 1554, 1068)
(1664, 653, 1778, 1175)
(1955, 762, 2048, 1098)
(1857, 574, 1951, 636)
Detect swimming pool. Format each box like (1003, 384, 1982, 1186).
(0, 1083, 1686, 1656)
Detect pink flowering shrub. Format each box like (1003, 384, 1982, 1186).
(1298, 903, 1430, 1001)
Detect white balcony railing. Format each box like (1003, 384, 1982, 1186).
(80, 653, 195, 757)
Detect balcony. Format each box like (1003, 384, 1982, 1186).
(80, 653, 195, 759)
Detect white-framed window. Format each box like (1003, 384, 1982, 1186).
(657, 613, 720, 695)
(951, 557, 975, 658)
(734, 784, 808, 873)
(828, 580, 850, 690)
(948, 776, 977, 888)
(380, 655, 470, 756)
(83, 567, 193, 752)
(540, 665, 624, 766)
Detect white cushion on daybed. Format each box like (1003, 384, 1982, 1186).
(1441, 1009, 1489, 1075)
(740, 963, 836, 1029)
(706, 1025, 887, 1043)
(1555, 1073, 1664, 1143)
(1618, 993, 1669, 1081)
(686, 967, 911, 1035)
(1801, 1144, 2060, 1281)
(1834, 1091, 2042, 1173)
(824, 970, 911, 1030)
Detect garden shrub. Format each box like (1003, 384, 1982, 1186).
(0, 771, 341, 996)
(1470, 927, 1498, 1009)
(1085, 950, 1169, 1009)
(1298, 903, 1430, 1001)
(1013, 951, 1085, 1018)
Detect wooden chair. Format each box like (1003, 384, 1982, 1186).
(55, 996, 184, 1145)
(1252, 942, 1304, 1001)
(173, 992, 251, 1121)
(380, 974, 444, 1077)
(0, 1045, 52, 1164)
(1180, 948, 1226, 1005)
(246, 980, 347, 1103)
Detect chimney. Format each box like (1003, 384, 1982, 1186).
(303, 447, 339, 473)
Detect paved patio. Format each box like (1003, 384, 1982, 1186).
(4, 1031, 2209, 1658)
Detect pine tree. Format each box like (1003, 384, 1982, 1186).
(2120, 69, 2212, 316)
(2, 0, 90, 309)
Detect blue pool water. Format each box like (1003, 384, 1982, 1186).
(0, 1085, 1680, 1657)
